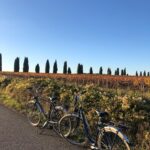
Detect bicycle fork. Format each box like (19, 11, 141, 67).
(80, 111, 99, 149)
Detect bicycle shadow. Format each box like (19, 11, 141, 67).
(35, 127, 61, 138)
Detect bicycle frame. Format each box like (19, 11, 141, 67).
(33, 97, 47, 117)
(59, 93, 131, 149)
(33, 96, 64, 126)
(77, 108, 96, 144)
(76, 107, 131, 147)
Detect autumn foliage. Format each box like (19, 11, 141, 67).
(1, 71, 150, 90)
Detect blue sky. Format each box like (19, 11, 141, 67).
(0, 0, 150, 74)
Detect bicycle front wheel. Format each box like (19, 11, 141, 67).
(97, 126, 131, 150)
(26, 101, 41, 127)
(59, 114, 88, 146)
(50, 108, 64, 134)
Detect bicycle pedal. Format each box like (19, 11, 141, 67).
(47, 124, 53, 129)
(42, 121, 48, 128)
(90, 144, 99, 150)
(49, 120, 57, 124)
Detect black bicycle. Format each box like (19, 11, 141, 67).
(26, 87, 64, 134)
(58, 92, 132, 150)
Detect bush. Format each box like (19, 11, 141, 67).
(0, 76, 149, 149)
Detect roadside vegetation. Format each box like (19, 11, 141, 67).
(0, 75, 149, 150)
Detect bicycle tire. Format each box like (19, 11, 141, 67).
(26, 101, 41, 127)
(97, 126, 131, 150)
(50, 107, 64, 134)
(59, 114, 88, 147)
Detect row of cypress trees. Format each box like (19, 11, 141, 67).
(12, 57, 150, 76)
(0, 54, 2, 72)
(0, 53, 149, 76)
(14, 57, 59, 74)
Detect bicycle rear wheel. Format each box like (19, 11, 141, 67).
(59, 114, 88, 146)
(97, 126, 130, 150)
(26, 101, 41, 127)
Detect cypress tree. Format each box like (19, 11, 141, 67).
(63, 61, 67, 74)
(140, 72, 142, 76)
(117, 68, 119, 75)
(115, 68, 119, 75)
(77, 63, 83, 74)
(136, 71, 138, 76)
(53, 60, 58, 74)
(121, 69, 124, 76)
(107, 68, 112, 75)
(0, 53, 2, 71)
(77, 63, 81, 74)
(35, 64, 40, 73)
(124, 68, 127, 76)
(99, 67, 103, 75)
(14, 57, 20, 72)
(147, 72, 150, 76)
(143, 71, 146, 76)
(45, 59, 50, 73)
(68, 67, 71, 74)
(89, 67, 93, 74)
(80, 64, 83, 74)
(23, 57, 29, 72)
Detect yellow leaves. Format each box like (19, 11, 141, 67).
(121, 96, 130, 110)
(144, 131, 150, 140)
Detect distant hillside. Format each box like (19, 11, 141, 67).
(0, 71, 150, 90)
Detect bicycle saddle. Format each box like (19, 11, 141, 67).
(96, 111, 110, 123)
(50, 96, 57, 102)
(99, 112, 109, 118)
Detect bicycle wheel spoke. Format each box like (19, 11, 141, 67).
(50, 109, 64, 134)
(26, 102, 41, 127)
(59, 115, 87, 146)
(101, 132, 112, 149)
(98, 130, 130, 150)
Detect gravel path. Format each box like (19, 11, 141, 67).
(0, 104, 84, 150)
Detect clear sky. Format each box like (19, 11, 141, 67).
(0, 0, 150, 75)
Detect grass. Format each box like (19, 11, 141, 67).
(0, 93, 23, 112)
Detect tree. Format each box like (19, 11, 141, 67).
(99, 67, 103, 75)
(143, 71, 146, 76)
(107, 68, 112, 75)
(35, 64, 40, 73)
(68, 67, 71, 74)
(89, 67, 93, 74)
(140, 71, 142, 76)
(121, 69, 124, 76)
(77, 64, 80, 74)
(63, 61, 67, 74)
(123, 68, 127, 76)
(136, 71, 138, 76)
(147, 72, 150, 76)
(14, 57, 20, 72)
(81, 65, 83, 74)
(45, 60, 50, 73)
(80, 64, 83, 74)
(77, 63, 83, 74)
(0, 53, 2, 71)
(23, 57, 29, 72)
(115, 68, 119, 75)
(53, 60, 58, 73)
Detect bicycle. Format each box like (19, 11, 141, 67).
(26, 86, 64, 134)
(58, 92, 132, 150)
